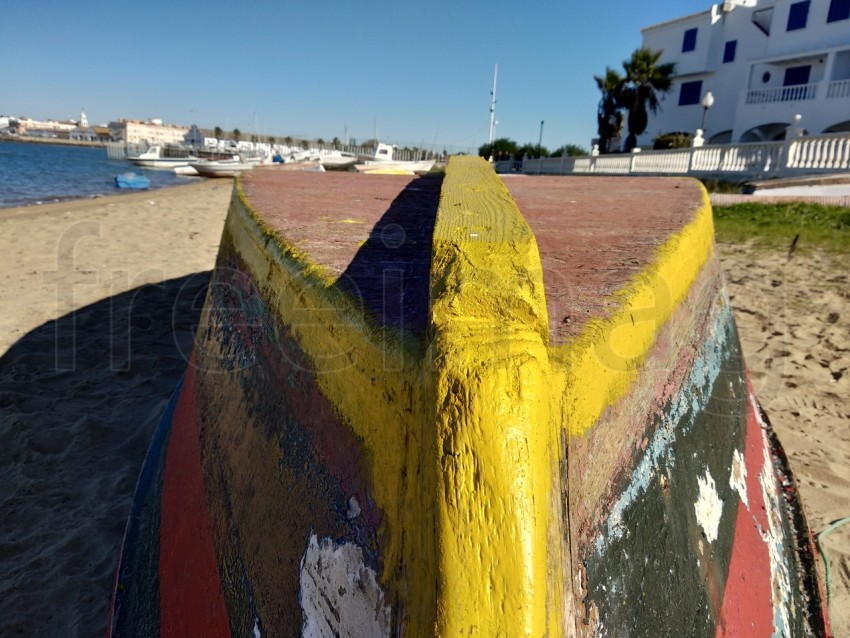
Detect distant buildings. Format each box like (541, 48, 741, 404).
(0, 110, 195, 146)
(108, 118, 190, 145)
(640, 0, 850, 145)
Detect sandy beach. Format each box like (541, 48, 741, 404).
(0, 180, 233, 636)
(717, 241, 850, 636)
(0, 181, 847, 636)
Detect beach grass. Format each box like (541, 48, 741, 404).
(713, 201, 850, 253)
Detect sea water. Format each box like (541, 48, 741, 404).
(0, 141, 193, 209)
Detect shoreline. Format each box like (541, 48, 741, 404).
(0, 178, 210, 215)
(0, 180, 234, 357)
(0, 140, 197, 210)
(0, 135, 107, 149)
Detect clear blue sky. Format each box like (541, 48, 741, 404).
(1, 0, 712, 153)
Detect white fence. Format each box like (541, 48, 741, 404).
(501, 131, 850, 181)
(106, 141, 439, 163)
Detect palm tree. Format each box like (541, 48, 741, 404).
(214, 126, 222, 140)
(594, 67, 626, 153)
(233, 128, 241, 143)
(621, 48, 675, 151)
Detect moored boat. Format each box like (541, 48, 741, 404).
(127, 145, 198, 170)
(114, 172, 150, 189)
(353, 142, 435, 174)
(317, 149, 358, 170)
(189, 159, 254, 178)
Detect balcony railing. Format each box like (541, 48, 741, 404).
(827, 78, 850, 99)
(501, 131, 850, 180)
(746, 83, 818, 104)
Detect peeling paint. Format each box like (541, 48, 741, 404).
(299, 534, 391, 638)
(729, 448, 748, 509)
(346, 496, 361, 520)
(695, 470, 723, 544)
(595, 305, 732, 555)
(752, 395, 793, 638)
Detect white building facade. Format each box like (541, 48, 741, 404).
(640, 0, 850, 145)
(108, 119, 189, 145)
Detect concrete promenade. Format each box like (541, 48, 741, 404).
(107, 159, 830, 637)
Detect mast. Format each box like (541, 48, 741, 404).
(488, 64, 498, 144)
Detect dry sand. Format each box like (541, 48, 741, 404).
(0, 180, 232, 637)
(717, 240, 850, 636)
(0, 181, 847, 636)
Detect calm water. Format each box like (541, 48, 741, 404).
(0, 141, 194, 209)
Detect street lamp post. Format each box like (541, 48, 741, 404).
(700, 91, 715, 132)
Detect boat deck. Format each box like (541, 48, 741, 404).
(240, 166, 704, 343)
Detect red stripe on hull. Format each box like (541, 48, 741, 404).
(159, 365, 230, 637)
(715, 393, 775, 637)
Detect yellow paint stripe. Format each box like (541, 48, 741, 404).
(226, 180, 437, 635)
(219, 169, 715, 636)
(551, 186, 715, 438)
(428, 156, 564, 636)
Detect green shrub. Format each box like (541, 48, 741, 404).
(653, 132, 692, 149)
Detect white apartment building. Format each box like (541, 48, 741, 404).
(108, 118, 189, 145)
(640, 0, 850, 145)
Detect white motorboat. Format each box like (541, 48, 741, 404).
(317, 150, 358, 170)
(127, 145, 198, 170)
(353, 142, 436, 174)
(173, 165, 200, 176)
(189, 159, 254, 178)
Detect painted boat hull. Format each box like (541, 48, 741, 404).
(107, 159, 829, 637)
(318, 151, 358, 169)
(189, 161, 254, 178)
(128, 157, 196, 169)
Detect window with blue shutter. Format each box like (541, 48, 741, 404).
(787, 0, 810, 30)
(678, 80, 703, 105)
(827, 0, 850, 22)
(682, 28, 698, 52)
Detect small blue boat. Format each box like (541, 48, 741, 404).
(115, 172, 150, 190)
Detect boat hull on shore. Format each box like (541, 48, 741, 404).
(107, 161, 830, 637)
(189, 160, 254, 178)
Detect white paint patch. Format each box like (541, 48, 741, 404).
(695, 470, 723, 543)
(729, 448, 748, 509)
(253, 617, 261, 638)
(752, 394, 793, 636)
(299, 534, 391, 638)
(346, 496, 361, 520)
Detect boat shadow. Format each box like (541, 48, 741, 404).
(333, 172, 443, 337)
(0, 271, 211, 637)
